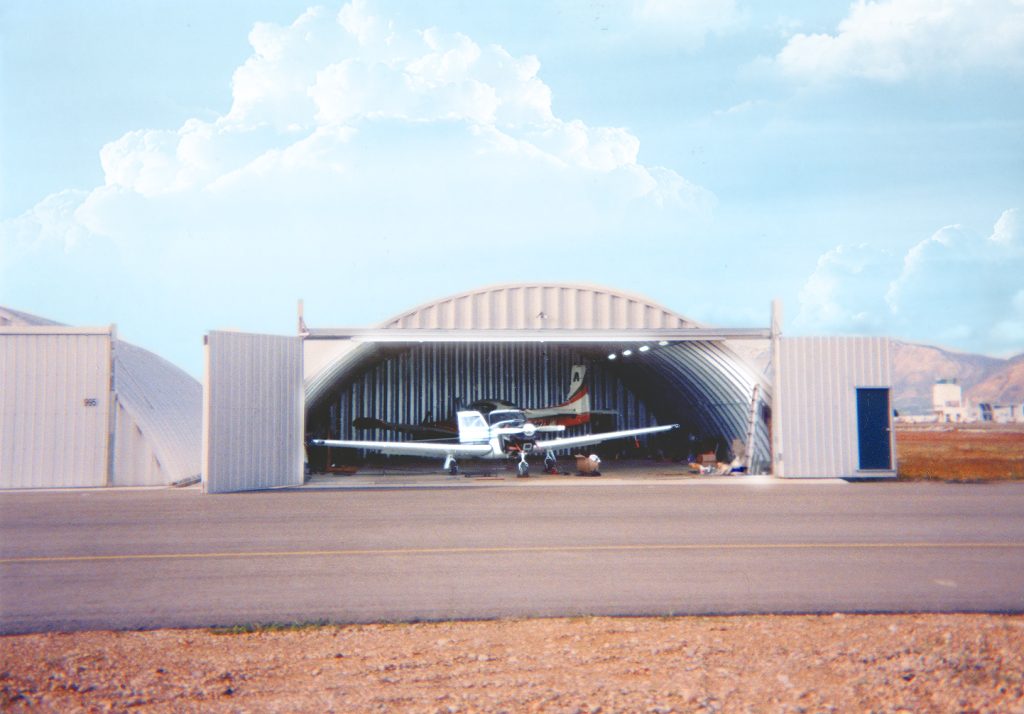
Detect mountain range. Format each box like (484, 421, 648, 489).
(730, 339, 1023, 415)
(889, 341, 1022, 414)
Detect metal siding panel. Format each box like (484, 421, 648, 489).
(204, 332, 303, 493)
(111, 341, 202, 486)
(1, 332, 111, 489)
(779, 337, 894, 478)
(114, 401, 164, 486)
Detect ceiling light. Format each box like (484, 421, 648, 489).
(622, 349, 633, 356)
(658, 341, 669, 346)
(608, 353, 617, 360)
(638, 345, 650, 352)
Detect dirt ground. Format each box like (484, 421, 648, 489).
(3, 614, 1023, 713)
(896, 423, 1024, 481)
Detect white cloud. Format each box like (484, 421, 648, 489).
(773, 0, 1024, 83)
(630, 0, 743, 47)
(83, 2, 682, 206)
(794, 242, 897, 333)
(795, 209, 1024, 354)
(0, 0, 711, 369)
(990, 204, 1021, 245)
(885, 209, 1023, 350)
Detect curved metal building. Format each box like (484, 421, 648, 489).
(303, 284, 773, 470)
(1, 307, 202, 489)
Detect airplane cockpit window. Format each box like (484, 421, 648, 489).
(488, 409, 527, 428)
(458, 412, 489, 432)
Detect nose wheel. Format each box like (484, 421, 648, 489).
(444, 455, 459, 475)
(516, 456, 530, 478)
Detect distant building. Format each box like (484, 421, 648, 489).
(932, 379, 970, 422)
(979, 402, 1024, 424)
(929, 378, 1024, 424)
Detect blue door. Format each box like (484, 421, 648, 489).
(856, 388, 892, 470)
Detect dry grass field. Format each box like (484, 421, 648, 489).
(896, 423, 1024, 481)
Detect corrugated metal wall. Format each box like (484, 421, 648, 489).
(310, 341, 771, 468)
(778, 336, 895, 478)
(321, 343, 653, 441)
(203, 331, 304, 493)
(113, 341, 202, 486)
(305, 284, 773, 470)
(1, 329, 113, 489)
(641, 342, 772, 471)
(113, 400, 164, 485)
(384, 284, 694, 330)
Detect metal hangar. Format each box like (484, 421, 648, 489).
(0, 284, 898, 492)
(302, 284, 773, 473)
(1, 307, 202, 489)
(205, 283, 775, 492)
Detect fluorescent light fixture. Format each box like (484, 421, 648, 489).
(622, 349, 633, 356)
(638, 345, 650, 352)
(608, 353, 617, 360)
(658, 341, 669, 346)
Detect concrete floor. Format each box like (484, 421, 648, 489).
(302, 457, 785, 489)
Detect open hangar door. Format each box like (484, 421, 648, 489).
(303, 339, 772, 475)
(203, 331, 304, 493)
(300, 284, 773, 478)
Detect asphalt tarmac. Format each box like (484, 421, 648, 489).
(2, 476, 1023, 634)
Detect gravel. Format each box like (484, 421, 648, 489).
(3, 614, 1023, 712)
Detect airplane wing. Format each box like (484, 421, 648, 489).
(533, 423, 679, 452)
(307, 438, 493, 458)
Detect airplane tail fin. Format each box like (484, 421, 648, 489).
(563, 364, 591, 414)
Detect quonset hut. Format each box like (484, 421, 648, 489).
(0, 307, 202, 489)
(304, 283, 773, 468)
(204, 284, 797, 492)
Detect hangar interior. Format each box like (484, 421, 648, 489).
(301, 285, 774, 474)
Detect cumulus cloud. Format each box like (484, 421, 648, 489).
(773, 0, 1024, 83)
(54, 0, 706, 218)
(796, 209, 1024, 355)
(0, 0, 713, 370)
(886, 209, 1023, 350)
(794, 243, 898, 333)
(4, 1, 712, 240)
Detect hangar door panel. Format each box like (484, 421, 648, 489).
(1, 331, 113, 489)
(204, 331, 303, 493)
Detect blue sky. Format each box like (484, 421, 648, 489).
(2, 0, 1022, 377)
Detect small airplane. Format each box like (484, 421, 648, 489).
(309, 407, 678, 477)
(351, 365, 615, 439)
(523, 364, 616, 427)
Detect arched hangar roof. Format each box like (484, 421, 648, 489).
(304, 284, 772, 464)
(380, 283, 700, 330)
(1, 307, 201, 486)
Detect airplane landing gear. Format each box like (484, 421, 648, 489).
(516, 456, 530, 478)
(543, 450, 558, 474)
(444, 455, 459, 475)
